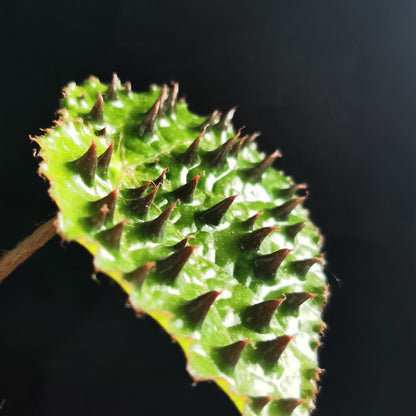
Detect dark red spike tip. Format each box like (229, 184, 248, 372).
(105, 73, 120, 101)
(170, 236, 191, 250)
(241, 212, 262, 229)
(156, 245, 196, 283)
(89, 93, 104, 123)
(85, 204, 109, 228)
(284, 222, 307, 239)
(153, 167, 168, 187)
(97, 140, 114, 174)
(243, 132, 261, 147)
(291, 258, 322, 276)
(230, 134, 248, 156)
(98, 220, 126, 250)
(246, 150, 282, 181)
(129, 184, 160, 218)
(198, 110, 220, 131)
(181, 132, 203, 165)
(123, 81, 132, 95)
(242, 299, 284, 331)
(215, 107, 236, 130)
(184, 290, 220, 327)
(209, 132, 239, 167)
(91, 190, 117, 221)
(283, 292, 317, 310)
(141, 203, 176, 238)
(171, 175, 200, 202)
(276, 398, 305, 415)
(158, 84, 169, 116)
(166, 81, 179, 114)
(257, 335, 293, 365)
(195, 195, 237, 226)
(217, 340, 249, 367)
(124, 181, 151, 199)
(253, 248, 292, 280)
(240, 226, 279, 252)
(140, 95, 161, 134)
(271, 196, 307, 219)
(250, 396, 272, 411)
(280, 183, 308, 197)
(69, 141, 97, 186)
(125, 262, 156, 288)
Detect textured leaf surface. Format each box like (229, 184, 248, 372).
(34, 76, 327, 416)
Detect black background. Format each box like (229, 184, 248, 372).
(0, 1, 415, 415)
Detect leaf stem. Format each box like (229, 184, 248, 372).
(0, 216, 58, 283)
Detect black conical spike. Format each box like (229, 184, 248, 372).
(217, 340, 249, 367)
(250, 396, 272, 411)
(242, 132, 260, 147)
(105, 73, 120, 100)
(253, 248, 291, 279)
(125, 262, 155, 288)
(69, 141, 97, 186)
(241, 212, 262, 230)
(246, 150, 281, 181)
(291, 258, 321, 276)
(271, 196, 307, 220)
(122, 81, 132, 96)
(170, 175, 200, 202)
(181, 131, 203, 165)
(209, 132, 239, 167)
(141, 203, 176, 238)
(91, 190, 117, 222)
(153, 167, 168, 187)
(240, 226, 279, 252)
(257, 335, 293, 364)
(156, 245, 196, 283)
(170, 236, 190, 250)
(165, 81, 178, 114)
(89, 93, 104, 123)
(284, 222, 307, 239)
(274, 398, 305, 415)
(283, 292, 317, 310)
(85, 204, 109, 228)
(242, 299, 284, 331)
(95, 126, 107, 136)
(140, 94, 161, 134)
(124, 181, 152, 199)
(195, 195, 237, 226)
(215, 107, 236, 130)
(158, 84, 169, 116)
(129, 184, 159, 218)
(198, 110, 220, 131)
(230, 134, 248, 156)
(280, 183, 308, 198)
(184, 290, 220, 326)
(97, 220, 126, 250)
(97, 141, 114, 174)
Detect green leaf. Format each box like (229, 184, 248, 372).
(34, 75, 327, 416)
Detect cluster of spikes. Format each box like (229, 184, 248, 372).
(34, 74, 327, 416)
